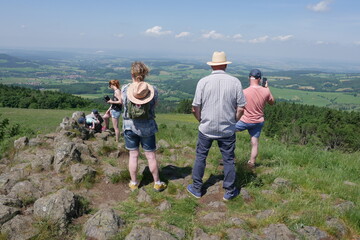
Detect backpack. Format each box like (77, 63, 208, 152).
(127, 100, 150, 120)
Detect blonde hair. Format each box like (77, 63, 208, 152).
(109, 79, 120, 89)
(131, 61, 149, 82)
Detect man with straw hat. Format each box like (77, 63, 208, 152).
(187, 51, 246, 201)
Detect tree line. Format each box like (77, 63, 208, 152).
(264, 102, 360, 152)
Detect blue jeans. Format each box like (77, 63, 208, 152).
(236, 121, 264, 138)
(192, 131, 236, 192)
(124, 130, 156, 151)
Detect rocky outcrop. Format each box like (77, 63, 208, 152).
(83, 208, 125, 240)
(125, 226, 177, 240)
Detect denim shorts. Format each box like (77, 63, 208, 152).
(124, 130, 156, 151)
(110, 109, 121, 119)
(235, 121, 264, 138)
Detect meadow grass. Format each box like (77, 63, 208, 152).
(1, 107, 359, 238)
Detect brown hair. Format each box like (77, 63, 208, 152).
(131, 61, 149, 82)
(108, 79, 120, 89)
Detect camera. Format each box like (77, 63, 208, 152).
(104, 95, 111, 102)
(262, 77, 267, 87)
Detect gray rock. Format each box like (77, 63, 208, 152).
(343, 181, 357, 186)
(137, 189, 152, 203)
(83, 208, 125, 240)
(27, 173, 65, 196)
(70, 163, 96, 183)
(164, 224, 186, 240)
(33, 188, 78, 230)
(206, 181, 222, 195)
(202, 212, 226, 220)
(7, 180, 42, 204)
(0, 171, 24, 195)
(227, 217, 246, 226)
(297, 226, 330, 240)
(14, 137, 28, 150)
(125, 226, 176, 240)
(334, 201, 355, 214)
(158, 139, 170, 148)
(53, 141, 81, 173)
(72, 111, 85, 122)
(30, 149, 54, 172)
(325, 218, 348, 238)
(28, 137, 43, 147)
(208, 201, 226, 208)
(240, 188, 252, 202)
(0, 195, 22, 207)
(193, 228, 220, 240)
(103, 164, 122, 178)
(0, 204, 20, 225)
(261, 190, 275, 195)
(1, 215, 37, 240)
(156, 200, 172, 211)
(272, 178, 292, 188)
(256, 209, 275, 220)
(226, 228, 262, 240)
(262, 224, 298, 240)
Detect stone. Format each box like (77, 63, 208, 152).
(240, 188, 252, 202)
(7, 180, 42, 204)
(226, 228, 262, 240)
(83, 208, 125, 240)
(0, 204, 20, 225)
(262, 224, 298, 240)
(70, 163, 96, 183)
(208, 201, 226, 208)
(125, 226, 176, 240)
(0, 171, 23, 195)
(202, 212, 226, 220)
(297, 226, 330, 240)
(227, 217, 246, 226)
(53, 141, 81, 173)
(156, 200, 172, 211)
(137, 189, 151, 203)
(256, 209, 275, 220)
(272, 178, 292, 188)
(1, 215, 37, 240)
(157, 139, 170, 149)
(164, 224, 186, 240)
(334, 201, 355, 214)
(325, 218, 348, 238)
(14, 137, 28, 150)
(0, 195, 22, 207)
(72, 111, 85, 122)
(193, 228, 220, 240)
(33, 188, 79, 230)
(30, 149, 54, 172)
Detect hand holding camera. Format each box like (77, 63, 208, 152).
(104, 95, 111, 102)
(262, 77, 268, 87)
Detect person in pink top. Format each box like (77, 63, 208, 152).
(236, 69, 275, 168)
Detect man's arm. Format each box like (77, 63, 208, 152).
(192, 106, 201, 122)
(236, 106, 244, 121)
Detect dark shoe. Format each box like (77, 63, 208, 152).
(223, 188, 240, 201)
(187, 184, 201, 198)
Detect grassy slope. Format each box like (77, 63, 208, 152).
(0, 107, 359, 238)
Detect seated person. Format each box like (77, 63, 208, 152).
(85, 109, 103, 132)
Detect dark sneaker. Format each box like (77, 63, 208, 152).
(187, 184, 201, 198)
(223, 188, 240, 201)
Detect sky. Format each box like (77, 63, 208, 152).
(1, 0, 360, 65)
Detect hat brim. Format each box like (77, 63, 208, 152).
(206, 61, 232, 66)
(127, 83, 155, 105)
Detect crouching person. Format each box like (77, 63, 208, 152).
(121, 61, 166, 192)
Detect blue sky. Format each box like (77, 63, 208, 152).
(1, 0, 360, 64)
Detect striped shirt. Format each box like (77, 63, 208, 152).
(192, 70, 246, 138)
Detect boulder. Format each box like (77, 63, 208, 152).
(125, 226, 176, 240)
(0, 204, 20, 225)
(30, 149, 54, 172)
(226, 228, 262, 240)
(7, 180, 42, 205)
(1, 215, 37, 240)
(83, 208, 125, 240)
(33, 188, 79, 230)
(156, 200, 172, 211)
(193, 228, 220, 240)
(14, 137, 28, 150)
(325, 218, 348, 238)
(70, 163, 96, 183)
(137, 189, 151, 203)
(262, 224, 298, 240)
(0, 195, 22, 208)
(53, 141, 81, 173)
(297, 226, 330, 240)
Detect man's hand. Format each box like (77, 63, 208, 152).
(236, 107, 244, 121)
(192, 106, 201, 122)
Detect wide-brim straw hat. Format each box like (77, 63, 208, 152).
(127, 82, 155, 104)
(207, 51, 232, 66)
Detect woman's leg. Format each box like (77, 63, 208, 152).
(102, 113, 110, 129)
(111, 117, 119, 142)
(128, 150, 139, 183)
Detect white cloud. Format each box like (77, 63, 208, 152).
(113, 33, 124, 38)
(307, 0, 332, 12)
(79, 32, 86, 36)
(95, 50, 105, 54)
(145, 26, 172, 36)
(316, 40, 330, 45)
(175, 32, 190, 38)
(272, 35, 294, 41)
(233, 34, 246, 42)
(249, 35, 269, 43)
(354, 41, 360, 45)
(202, 30, 225, 40)
(20, 24, 27, 29)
